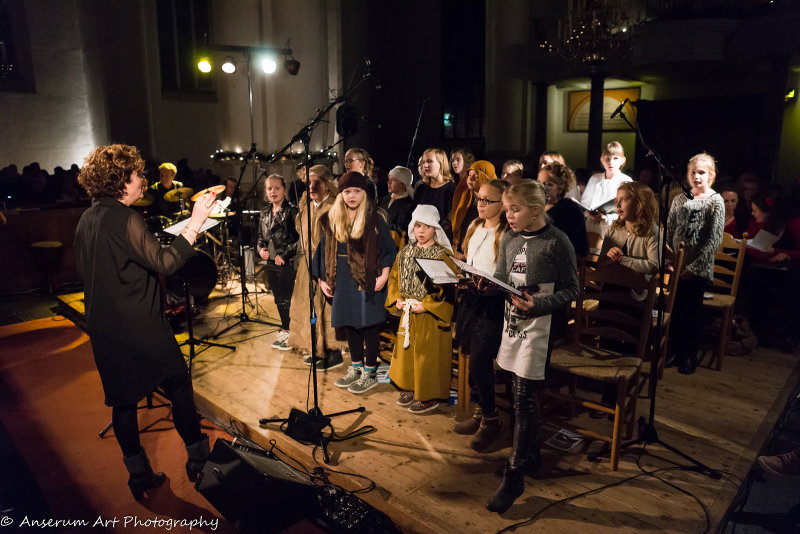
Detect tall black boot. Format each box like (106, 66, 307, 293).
(122, 448, 166, 500)
(486, 376, 541, 513)
(486, 462, 525, 513)
(185, 434, 210, 482)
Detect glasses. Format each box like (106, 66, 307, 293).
(476, 196, 501, 205)
(344, 158, 364, 164)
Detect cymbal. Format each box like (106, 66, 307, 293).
(209, 210, 235, 218)
(163, 187, 194, 202)
(172, 210, 191, 218)
(132, 192, 153, 206)
(191, 185, 225, 202)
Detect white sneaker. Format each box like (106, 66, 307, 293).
(335, 366, 362, 388)
(348, 371, 378, 394)
(271, 330, 291, 350)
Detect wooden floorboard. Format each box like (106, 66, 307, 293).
(57, 284, 800, 533)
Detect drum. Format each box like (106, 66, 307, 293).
(166, 249, 218, 301)
(145, 215, 175, 244)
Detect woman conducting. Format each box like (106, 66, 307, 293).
(74, 144, 217, 500)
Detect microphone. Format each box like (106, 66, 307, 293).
(365, 58, 382, 90)
(610, 98, 629, 120)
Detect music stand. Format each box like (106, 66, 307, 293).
(179, 278, 235, 374)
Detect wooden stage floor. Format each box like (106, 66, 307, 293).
(60, 284, 800, 533)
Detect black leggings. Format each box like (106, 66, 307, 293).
(467, 313, 503, 417)
(111, 372, 202, 457)
(265, 261, 297, 330)
(670, 275, 708, 363)
(343, 325, 380, 368)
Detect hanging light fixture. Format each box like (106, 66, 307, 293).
(540, 0, 641, 66)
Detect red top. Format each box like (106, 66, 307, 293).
(745, 216, 800, 261)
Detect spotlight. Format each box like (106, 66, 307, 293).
(284, 57, 300, 76)
(197, 58, 212, 73)
(260, 56, 277, 74)
(221, 56, 236, 74)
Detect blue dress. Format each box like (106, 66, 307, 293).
(314, 218, 397, 329)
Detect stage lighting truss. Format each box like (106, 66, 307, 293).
(210, 149, 337, 164)
(196, 43, 296, 77)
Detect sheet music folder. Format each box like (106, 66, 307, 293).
(415, 256, 523, 296)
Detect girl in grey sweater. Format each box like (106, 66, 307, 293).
(484, 180, 578, 513)
(665, 153, 725, 374)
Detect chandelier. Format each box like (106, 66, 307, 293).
(540, 0, 643, 66)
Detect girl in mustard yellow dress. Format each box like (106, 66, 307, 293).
(386, 205, 455, 415)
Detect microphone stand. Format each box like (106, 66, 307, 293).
(615, 105, 720, 479)
(406, 97, 430, 171)
(259, 71, 373, 463)
(210, 145, 281, 338)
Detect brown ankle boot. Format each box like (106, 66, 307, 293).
(453, 406, 481, 435)
(469, 416, 501, 451)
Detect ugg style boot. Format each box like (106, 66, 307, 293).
(469, 415, 501, 451)
(185, 434, 210, 482)
(453, 406, 482, 435)
(123, 448, 166, 500)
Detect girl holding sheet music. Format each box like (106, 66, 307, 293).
(452, 180, 509, 449)
(746, 193, 800, 263)
(665, 152, 724, 375)
(580, 141, 632, 248)
(485, 180, 579, 514)
(386, 205, 455, 415)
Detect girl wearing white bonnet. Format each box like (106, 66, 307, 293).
(385, 205, 455, 414)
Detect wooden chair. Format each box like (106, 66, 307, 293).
(587, 232, 604, 254)
(542, 261, 659, 470)
(641, 242, 685, 394)
(702, 232, 747, 371)
(455, 347, 471, 418)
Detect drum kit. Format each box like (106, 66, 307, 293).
(133, 184, 240, 301)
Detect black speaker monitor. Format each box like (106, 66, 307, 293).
(196, 438, 316, 534)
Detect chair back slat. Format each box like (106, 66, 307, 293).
(710, 232, 747, 297)
(574, 262, 659, 358)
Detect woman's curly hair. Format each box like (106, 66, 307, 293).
(78, 144, 145, 199)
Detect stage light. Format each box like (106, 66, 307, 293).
(284, 56, 300, 76)
(260, 55, 277, 74)
(221, 56, 236, 74)
(197, 58, 212, 73)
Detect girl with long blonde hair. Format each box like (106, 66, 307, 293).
(315, 171, 397, 394)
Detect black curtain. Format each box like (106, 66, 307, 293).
(634, 96, 767, 182)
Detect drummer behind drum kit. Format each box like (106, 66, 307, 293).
(134, 184, 238, 303)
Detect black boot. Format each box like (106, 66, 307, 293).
(526, 444, 542, 473)
(486, 376, 541, 513)
(123, 449, 166, 500)
(185, 434, 210, 482)
(486, 462, 525, 513)
(678, 352, 697, 375)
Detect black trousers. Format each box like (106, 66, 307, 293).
(265, 261, 297, 330)
(343, 325, 380, 368)
(111, 371, 202, 457)
(670, 275, 708, 364)
(456, 289, 505, 417)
